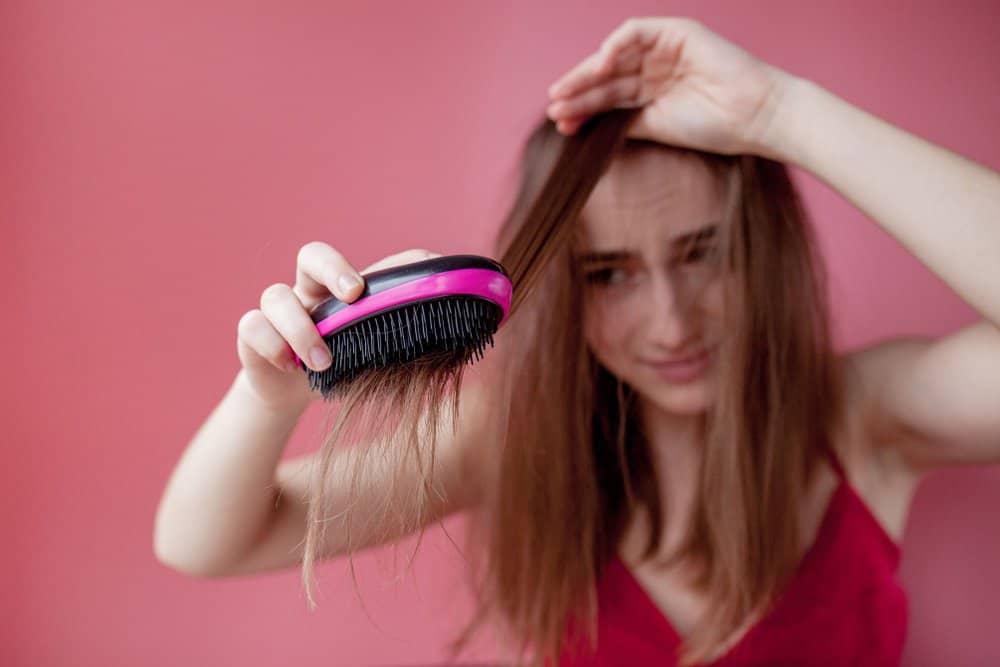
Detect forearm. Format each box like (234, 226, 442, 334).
(153, 370, 311, 575)
(763, 75, 1000, 327)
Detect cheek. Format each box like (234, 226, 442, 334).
(583, 297, 636, 365)
(702, 278, 727, 329)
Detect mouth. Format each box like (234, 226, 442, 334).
(642, 346, 716, 383)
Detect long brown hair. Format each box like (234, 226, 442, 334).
(300, 107, 846, 666)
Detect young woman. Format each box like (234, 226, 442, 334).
(154, 16, 1000, 667)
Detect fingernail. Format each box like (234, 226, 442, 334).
(338, 274, 360, 293)
(310, 345, 332, 370)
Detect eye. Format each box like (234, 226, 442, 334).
(682, 243, 718, 264)
(585, 267, 629, 286)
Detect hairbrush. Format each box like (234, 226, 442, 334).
(292, 254, 513, 399)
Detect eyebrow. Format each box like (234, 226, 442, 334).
(579, 223, 719, 265)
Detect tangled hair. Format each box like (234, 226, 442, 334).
(299, 107, 846, 666)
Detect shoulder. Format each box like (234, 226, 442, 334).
(830, 341, 927, 542)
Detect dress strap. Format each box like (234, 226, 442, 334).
(824, 443, 847, 480)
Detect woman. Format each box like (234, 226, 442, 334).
(533, 18, 1000, 665)
(154, 16, 1000, 667)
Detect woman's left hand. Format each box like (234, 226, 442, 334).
(545, 17, 794, 156)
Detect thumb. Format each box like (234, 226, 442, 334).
(624, 106, 659, 143)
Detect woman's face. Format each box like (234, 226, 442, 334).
(579, 147, 727, 416)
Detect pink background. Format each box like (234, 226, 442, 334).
(4, 1, 999, 665)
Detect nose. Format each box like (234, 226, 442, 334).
(643, 272, 700, 350)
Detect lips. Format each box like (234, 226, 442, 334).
(647, 346, 713, 366)
(643, 346, 715, 383)
(647, 349, 708, 366)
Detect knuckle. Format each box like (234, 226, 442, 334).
(260, 282, 291, 307)
(297, 241, 321, 263)
(299, 241, 344, 269)
(262, 336, 291, 365)
(237, 309, 263, 335)
(290, 318, 320, 348)
(617, 17, 639, 34)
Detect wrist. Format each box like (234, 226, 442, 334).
(231, 369, 313, 418)
(748, 71, 817, 166)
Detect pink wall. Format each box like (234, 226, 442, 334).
(5, 1, 999, 665)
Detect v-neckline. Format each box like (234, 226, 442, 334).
(610, 475, 848, 661)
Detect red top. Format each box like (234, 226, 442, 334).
(558, 447, 908, 666)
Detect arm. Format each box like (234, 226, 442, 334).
(154, 369, 489, 577)
(845, 324, 1000, 471)
(762, 76, 1000, 470)
(153, 370, 312, 576)
(762, 75, 1000, 328)
(217, 377, 492, 577)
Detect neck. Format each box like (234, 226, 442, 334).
(639, 399, 707, 451)
(636, 399, 707, 550)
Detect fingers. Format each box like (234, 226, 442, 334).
(554, 116, 586, 135)
(294, 241, 365, 308)
(239, 244, 444, 376)
(547, 74, 643, 125)
(546, 44, 645, 129)
(548, 26, 650, 101)
(549, 49, 642, 100)
(546, 16, 680, 104)
(547, 49, 613, 101)
(598, 17, 667, 66)
(257, 282, 334, 372)
(237, 303, 326, 374)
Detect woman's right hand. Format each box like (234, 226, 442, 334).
(235, 242, 442, 412)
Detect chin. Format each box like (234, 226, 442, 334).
(644, 386, 711, 415)
(633, 371, 715, 416)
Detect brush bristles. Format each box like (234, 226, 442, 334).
(305, 296, 503, 400)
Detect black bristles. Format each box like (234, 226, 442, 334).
(304, 296, 504, 401)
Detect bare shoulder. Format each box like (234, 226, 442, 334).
(833, 342, 928, 543)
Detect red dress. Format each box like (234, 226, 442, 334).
(558, 447, 908, 666)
